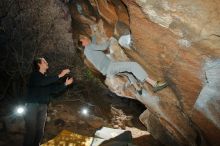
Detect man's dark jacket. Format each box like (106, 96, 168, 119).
(26, 71, 66, 104)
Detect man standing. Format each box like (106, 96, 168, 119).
(23, 57, 73, 146)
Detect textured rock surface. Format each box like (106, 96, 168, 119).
(70, 0, 220, 146)
(123, 1, 220, 146)
(135, 0, 220, 49)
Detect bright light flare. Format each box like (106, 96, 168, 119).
(15, 106, 26, 116)
(81, 108, 89, 116)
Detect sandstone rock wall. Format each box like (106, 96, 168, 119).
(70, 0, 220, 146)
(123, 1, 220, 146)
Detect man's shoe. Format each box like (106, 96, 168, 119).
(153, 81, 168, 92)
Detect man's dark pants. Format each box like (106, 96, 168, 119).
(23, 103, 47, 146)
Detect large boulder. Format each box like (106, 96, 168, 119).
(71, 0, 220, 145)
(122, 0, 220, 145)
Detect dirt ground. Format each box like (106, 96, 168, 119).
(0, 79, 163, 146)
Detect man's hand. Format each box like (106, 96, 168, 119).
(58, 69, 70, 78)
(65, 77, 73, 86)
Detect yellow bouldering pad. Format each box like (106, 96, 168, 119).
(41, 130, 93, 146)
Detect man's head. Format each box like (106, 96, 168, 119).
(33, 57, 49, 73)
(79, 35, 91, 47)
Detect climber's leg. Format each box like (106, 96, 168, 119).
(106, 61, 168, 93)
(146, 77, 157, 86)
(106, 61, 148, 82)
(106, 62, 146, 93)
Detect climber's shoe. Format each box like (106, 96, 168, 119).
(153, 81, 168, 92)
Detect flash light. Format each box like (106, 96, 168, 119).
(81, 107, 89, 116)
(15, 105, 26, 116)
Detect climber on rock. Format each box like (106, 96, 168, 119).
(79, 35, 168, 94)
